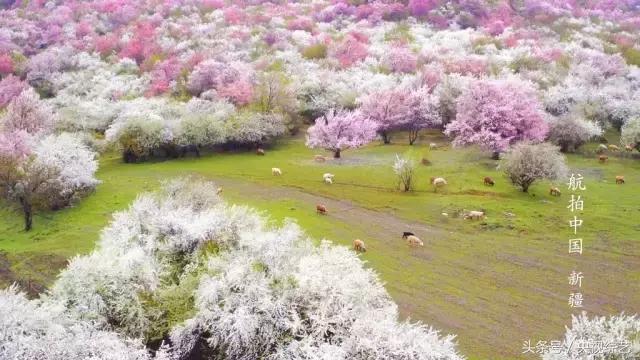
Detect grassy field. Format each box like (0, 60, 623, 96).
(1, 130, 638, 359)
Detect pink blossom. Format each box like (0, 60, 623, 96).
(408, 0, 438, 17)
(224, 7, 246, 25)
(445, 79, 548, 154)
(201, 0, 224, 11)
(0, 130, 32, 160)
(306, 109, 377, 158)
(1, 88, 55, 135)
(360, 88, 412, 144)
(445, 57, 488, 77)
(94, 34, 119, 57)
(217, 79, 254, 106)
(331, 35, 368, 68)
(147, 57, 181, 96)
(0, 75, 29, 108)
(287, 16, 314, 32)
(0, 53, 13, 75)
(383, 45, 418, 73)
(419, 66, 441, 91)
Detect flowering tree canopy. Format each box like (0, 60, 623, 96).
(542, 312, 640, 360)
(0, 133, 99, 231)
(621, 117, 640, 151)
(501, 142, 568, 193)
(360, 87, 441, 145)
(1, 88, 56, 135)
(547, 114, 602, 152)
(306, 109, 377, 158)
(445, 79, 548, 157)
(359, 88, 411, 144)
(0, 179, 464, 360)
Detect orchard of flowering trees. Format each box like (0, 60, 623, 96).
(0, 0, 638, 163)
(1, 0, 640, 358)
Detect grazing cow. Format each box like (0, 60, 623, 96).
(314, 154, 327, 162)
(421, 158, 431, 166)
(256, 148, 265, 156)
(406, 235, 424, 247)
(616, 175, 625, 184)
(316, 204, 327, 215)
(625, 145, 634, 152)
(549, 187, 561, 196)
(216, 187, 223, 195)
(353, 239, 366, 253)
(608, 144, 620, 151)
(597, 144, 608, 154)
(599, 155, 608, 163)
(323, 173, 335, 184)
(464, 210, 485, 220)
(402, 232, 415, 239)
(429, 143, 438, 150)
(272, 167, 282, 176)
(483, 176, 495, 186)
(430, 177, 447, 191)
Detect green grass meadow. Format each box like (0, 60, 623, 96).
(0, 130, 638, 359)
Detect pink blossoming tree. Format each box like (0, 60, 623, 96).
(403, 87, 442, 145)
(1, 89, 55, 135)
(306, 109, 377, 158)
(0, 75, 29, 108)
(359, 88, 411, 144)
(330, 35, 368, 68)
(444, 79, 548, 159)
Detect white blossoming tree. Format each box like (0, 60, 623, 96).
(2, 178, 463, 360)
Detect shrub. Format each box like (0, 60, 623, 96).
(393, 154, 416, 192)
(301, 43, 328, 60)
(501, 142, 568, 193)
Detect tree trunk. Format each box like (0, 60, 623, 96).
(333, 149, 341, 158)
(20, 197, 33, 231)
(409, 130, 418, 145)
(381, 132, 391, 144)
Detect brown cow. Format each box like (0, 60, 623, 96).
(598, 155, 608, 163)
(316, 204, 327, 215)
(616, 176, 625, 184)
(353, 239, 367, 252)
(483, 176, 495, 186)
(625, 145, 634, 152)
(608, 144, 620, 151)
(549, 187, 561, 196)
(314, 154, 327, 162)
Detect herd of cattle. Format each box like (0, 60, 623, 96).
(253, 145, 627, 254)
